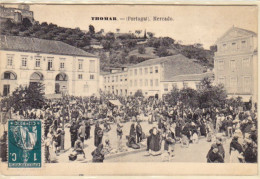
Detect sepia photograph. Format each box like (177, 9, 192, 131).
(0, 2, 258, 176)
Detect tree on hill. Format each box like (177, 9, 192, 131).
(147, 32, 154, 38)
(89, 25, 95, 34)
(22, 18, 32, 28)
(156, 46, 172, 57)
(138, 46, 146, 54)
(135, 30, 142, 37)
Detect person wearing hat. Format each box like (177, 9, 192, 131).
(70, 119, 78, 148)
(206, 144, 224, 163)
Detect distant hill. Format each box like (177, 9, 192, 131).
(0, 19, 216, 72)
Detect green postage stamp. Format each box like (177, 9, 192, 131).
(8, 120, 42, 168)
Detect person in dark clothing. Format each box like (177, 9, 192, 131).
(94, 122, 103, 147)
(216, 137, 225, 160)
(229, 135, 244, 163)
(244, 140, 257, 163)
(0, 131, 7, 162)
(230, 136, 243, 154)
(148, 127, 161, 155)
(127, 123, 140, 149)
(182, 122, 191, 140)
(136, 121, 143, 143)
(54, 129, 62, 153)
(199, 119, 207, 137)
(70, 121, 78, 148)
(206, 144, 224, 163)
(145, 128, 152, 148)
(85, 120, 91, 140)
(92, 143, 105, 163)
(250, 127, 257, 144)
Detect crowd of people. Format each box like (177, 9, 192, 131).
(0, 93, 258, 163)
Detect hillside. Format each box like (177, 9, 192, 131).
(0, 19, 216, 72)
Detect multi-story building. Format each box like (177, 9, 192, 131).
(128, 54, 206, 98)
(161, 72, 214, 95)
(0, 35, 100, 97)
(214, 26, 258, 103)
(103, 67, 128, 96)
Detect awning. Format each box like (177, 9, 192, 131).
(109, 100, 122, 106)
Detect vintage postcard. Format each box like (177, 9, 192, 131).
(0, 2, 258, 176)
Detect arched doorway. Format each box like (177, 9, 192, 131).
(1, 71, 17, 96)
(30, 72, 44, 85)
(55, 73, 68, 94)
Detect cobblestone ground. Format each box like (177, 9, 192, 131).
(54, 121, 232, 163)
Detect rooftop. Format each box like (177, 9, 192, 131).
(0, 35, 96, 57)
(162, 72, 214, 82)
(130, 54, 198, 68)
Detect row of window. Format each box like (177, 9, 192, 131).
(129, 66, 159, 76)
(104, 75, 127, 83)
(218, 76, 251, 93)
(78, 74, 95, 80)
(129, 79, 159, 87)
(163, 82, 201, 92)
(104, 86, 128, 94)
(6, 55, 96, 72)
(219, 39, 249, 52)
(217, 58, 250, 71)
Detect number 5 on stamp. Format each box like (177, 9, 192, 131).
(8, 120, 41, 168)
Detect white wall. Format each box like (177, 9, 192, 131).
(0, 50, 99, 96)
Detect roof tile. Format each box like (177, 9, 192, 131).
(0, 35, 96, 57)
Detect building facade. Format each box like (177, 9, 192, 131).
(161, 72, 214, 96)
(127, 54, 206, 98)
(0, 35, 99, 97)
(103, 67, 128, 96)
(214, 27, 257, 103)
(0, 5, 34, 23)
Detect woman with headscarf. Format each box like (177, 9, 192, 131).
(229, 135, 244, 163)
(206, 144, 224, 163)
(127, 123, 140, 149)
(148, 127, 162, 156)
(94, 122, 103, 147)
(91, 143, 105, 163)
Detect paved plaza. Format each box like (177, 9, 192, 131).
(54, 121, 232, 163)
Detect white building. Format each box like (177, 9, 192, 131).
(214, 27, 257, 103)
(127, 54, 206, 98)
(0, 35, 100, 97)
(161, 72, 214, 95)
(103, 67, 128, 96)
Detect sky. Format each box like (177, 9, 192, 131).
(5, 4, 258, 49)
